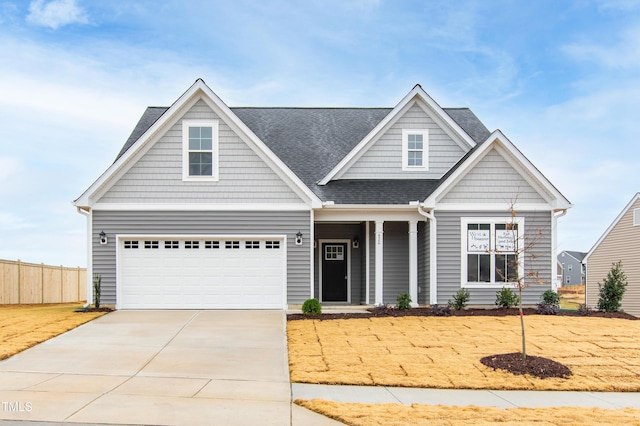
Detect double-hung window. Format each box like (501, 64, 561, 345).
(462, 217, 524, 288)
(182, 120, 219, 181)
(402, 129, 429, 171)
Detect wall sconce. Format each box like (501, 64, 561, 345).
(352, 236, 360, 249)
(295, 231, 303, 246)
(99, 230, 108, 245)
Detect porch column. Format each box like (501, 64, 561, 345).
(408, 220, 418, 306)
(374, 220, 384, 305)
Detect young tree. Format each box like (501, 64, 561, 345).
(493, 202, 544, 361)
(597, 261, 628, 313)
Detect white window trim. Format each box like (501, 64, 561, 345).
(402, 129, 429, 171)
(460, 217, 525, 289)
(182, 119, 219, 181)
(634, 208, 640, 226)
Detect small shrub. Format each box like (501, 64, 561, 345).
(396, 293, 412, 310)
(448, 288, 470, 310)
(93, 273, 101, 309)
(301, 298, 321, 315)
(495, 287, 519, 308)
(536, 302, 559, 315)
(577, 303, 593, 316)
(430, 304, 452, 316)
(541, 289, 560, 306)
(597, 261, 628, 313)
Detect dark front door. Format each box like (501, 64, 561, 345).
(322, 243, 348, 302)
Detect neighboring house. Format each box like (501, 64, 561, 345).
(557, 251, 586, 286)
(585, 193, 640, 316)
(74, 79, 572, 310)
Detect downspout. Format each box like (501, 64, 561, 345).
(76, 206, 92, 308)
(552, 209, 568, 291)
(418, 205, 437, 305)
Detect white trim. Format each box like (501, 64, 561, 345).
(365, 221, 371, 305)
(402, 129, 429, 171)
(460, 217, 525, 289)
(634, 208, 640, 226)
(181, 119, 219, 181)
(74, 79, 322, 209)
(585, 192, 640, 262)
(374, 221, 384, 305)
(91, 203, 311, 211)
(318, 85, 476, 185)
(434, 203, 554, 212)
(115, 233, 287, 310)
(424, 130, 572, 211)
(315, 209, 424, 222)
(429, 214, 437, 305)
(310, 210, 315, 299)
(318, 239, 351, 303)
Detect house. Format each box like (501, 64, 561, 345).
(585, 193, 640, 316)
(73, 79, 572, 310)
(557, 251, 586, 286)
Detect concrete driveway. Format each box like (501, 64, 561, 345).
(0, 310, 332, 425)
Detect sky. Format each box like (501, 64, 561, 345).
(0, 0, 638, 267)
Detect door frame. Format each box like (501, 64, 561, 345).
(318, 239, 351, 303)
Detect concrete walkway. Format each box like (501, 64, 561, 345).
(0, 310, 334, 425)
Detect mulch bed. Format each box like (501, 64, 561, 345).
(480, 352, 572, 379)
(287, 307, 638, 321)
(75, 307, 114, 313)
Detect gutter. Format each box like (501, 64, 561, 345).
(417, 204, 437, 305)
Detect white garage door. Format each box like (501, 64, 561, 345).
(118, 236, 286, 309)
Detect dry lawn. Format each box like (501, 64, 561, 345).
(0, 304, 108, 360)
(288, 315, 640, 391)
(296, 399, 640, 426)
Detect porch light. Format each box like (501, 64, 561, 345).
(99, 230, 108, 245)
(352, 236, 360, 249)
(295, 231, 303, 246)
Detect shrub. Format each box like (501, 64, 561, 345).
(597, 261, 628, 313)
(536, 302, 559, 315)
(93, 273, 101, 309)
(541, 289, 560, 306)
(396, 293, 412, 310)
(495, 287, 519, 308)
(301, 298, 321, 315)
(536, 289, 559, 315)
(448, 288, 470, 310)
(430, 304, 452, 316)
(577, 303, 593, 316)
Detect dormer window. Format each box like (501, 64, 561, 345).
(402, 129, 428, 171)
(182, 120, 219, 181)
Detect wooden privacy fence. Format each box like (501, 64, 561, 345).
(0, 259, 86, 304)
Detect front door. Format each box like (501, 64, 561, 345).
(321, 243, 348, 302)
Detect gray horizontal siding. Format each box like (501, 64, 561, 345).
(383, 221, 410, 304)
(436, 210, 553, 306)
(341, 103, 467, 180)
(99, 99, 304, 204)
(439, 148, 547, 204)
(418, 221, 430, 305)
(92, 210, 311, 306)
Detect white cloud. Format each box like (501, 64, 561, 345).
(563, 24, 640, 69)
(26, 0, 88, 29)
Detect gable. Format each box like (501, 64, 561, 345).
(338, 103, 468, 180)
(97, 99, 306, 205)
(587, 194, 640, 261)
(438, 147, 549, 206)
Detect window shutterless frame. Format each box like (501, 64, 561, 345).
(182, 119, 219, 181)
(402, 129, 429, 171)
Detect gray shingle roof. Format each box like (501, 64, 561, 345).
(114, 105, 491, 204)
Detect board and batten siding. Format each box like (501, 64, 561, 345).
(417, 221, 430, 305)
(439, 148, 547, 205)
(340, 103, 467, 180)
(99, 99, 304, 204)
(586, 198, 640, 316)
(92, 210, 311, 306)
(382, 222, 410, 304)
(436, 210, 553, 306)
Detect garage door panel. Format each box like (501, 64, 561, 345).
(119, 237, 285, 309)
